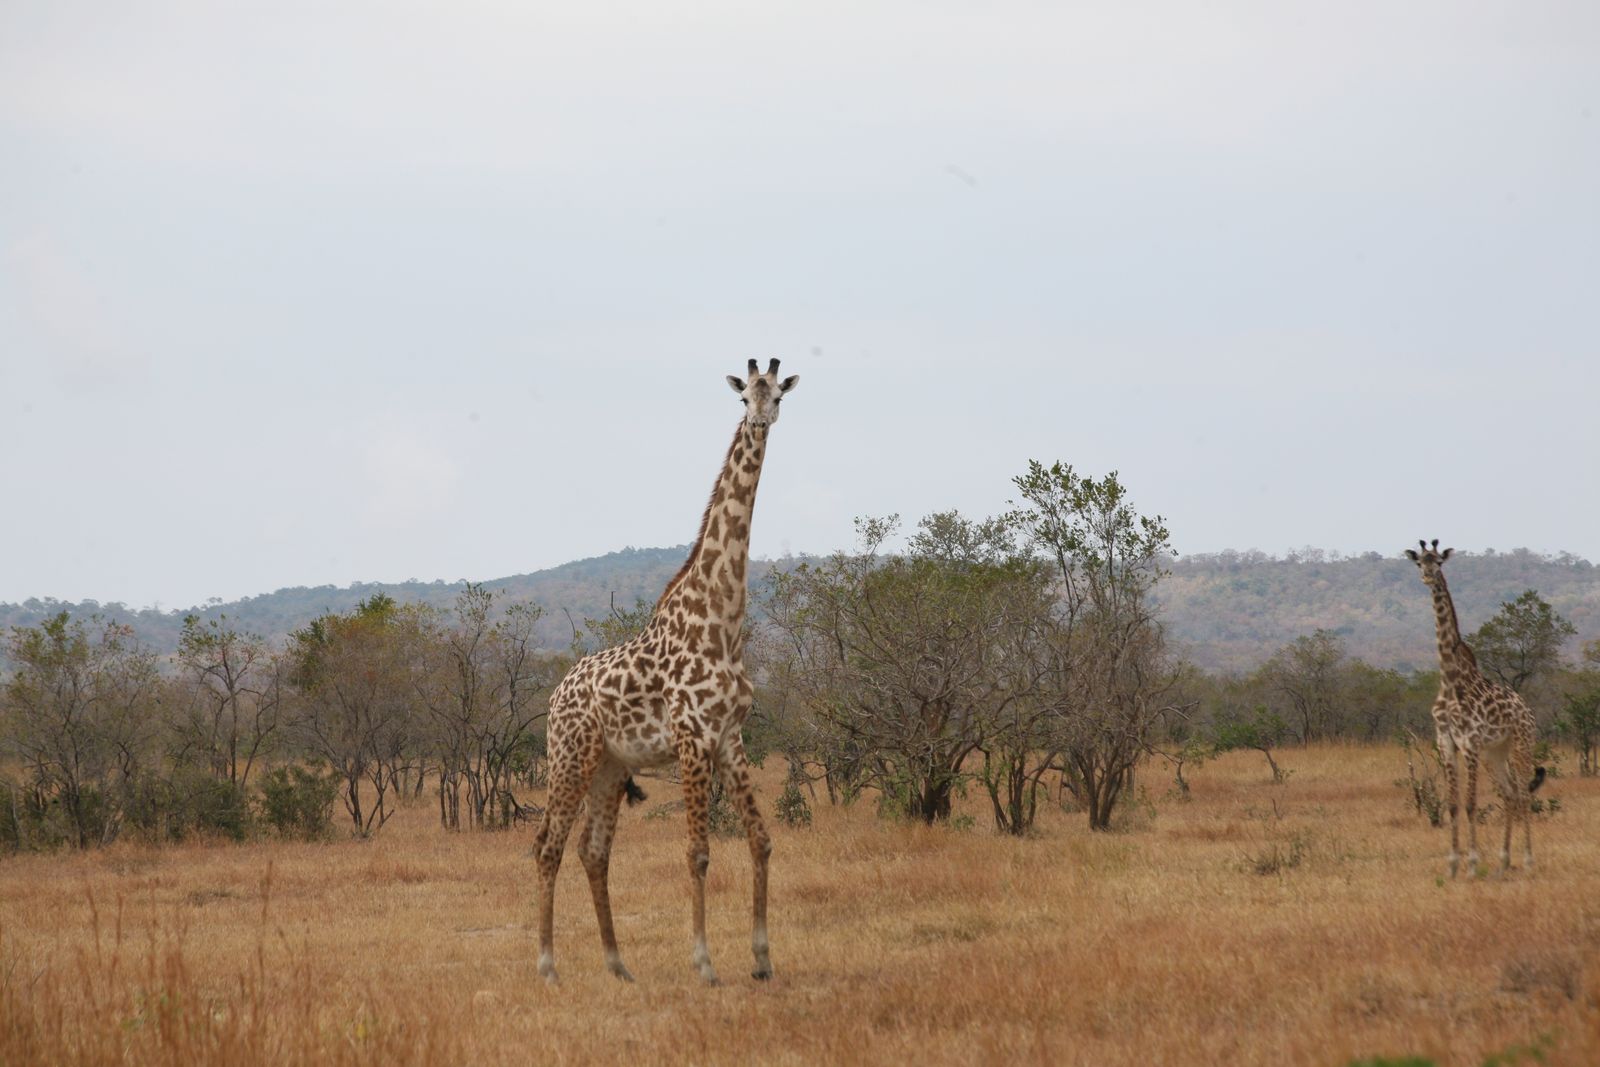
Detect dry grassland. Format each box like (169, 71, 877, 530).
(3, 746, 1599, 1066)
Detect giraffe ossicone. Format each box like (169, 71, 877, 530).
(1403, 539, 1544, 878)
(532, 360, 799, 985)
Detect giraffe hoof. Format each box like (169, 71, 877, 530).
(752, 967, 773, 981)
(608, 963, 636, 983)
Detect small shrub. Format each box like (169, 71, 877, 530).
(1245, 833, 1308, 876)
(1, 784, 115, 850)
(643, 800, 683, 821)
(648, 788, 744, 836)
(1480, 1032, 1558, 1067)
(1531, 795, 1561, 818)
(258, 765, 339, 841)
(774, 775, 812, 829)
(1532, 740, 1561, 780)
(0, 780, 75, 851)
(1396, 729, 1444, 826)
(124, 770, 252, 844)
(707, 784, 742, 838)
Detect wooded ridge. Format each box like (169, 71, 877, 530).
(2, 545, 1595, 672)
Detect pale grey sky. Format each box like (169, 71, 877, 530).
(2, 2, 1597, 608)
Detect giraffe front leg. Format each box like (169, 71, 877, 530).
(1440, 741, 1461, 878)
(678, 743, 720, 985)
(721, 745, 774, 980)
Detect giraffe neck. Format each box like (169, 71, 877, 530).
(657, 419, 769, 640)
(1429, 572, 1477, 687)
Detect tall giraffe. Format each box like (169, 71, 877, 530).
(1404, 539, 1545, 877)
(532, 359, 799, 985)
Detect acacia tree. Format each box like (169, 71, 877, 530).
(1010, 461, 1178, 832)
(428, 586, 555, 830)
(287, 594, 429, 836)
(1469, 589, 1576, 693)
(1, 614, 161, 848)
(903, 512, 1057, 836)
(172, 614, 281, 788)
(763, 514, 1043, 824)
(1341, 660, 1434, 742)
(1259, 629, 1346, 744)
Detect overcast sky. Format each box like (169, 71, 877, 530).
(2, 2, 1597, 609)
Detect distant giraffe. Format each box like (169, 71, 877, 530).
(1404, 539, 1545, 877)
(532, 359, 799, 985)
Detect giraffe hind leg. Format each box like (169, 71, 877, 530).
(535, 720, 604, 985)
(1463, 749, 1482, 875)
(578, 759, 635, 981)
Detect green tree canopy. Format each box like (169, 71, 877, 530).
(1468, 589, 1576, 692)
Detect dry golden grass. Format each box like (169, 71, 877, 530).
(4, 746, 1600, 1066)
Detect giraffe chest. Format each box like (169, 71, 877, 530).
(571, 642, 749, 769)
(1440, 679, 1527, 748)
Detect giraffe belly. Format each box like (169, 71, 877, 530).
(606, 730, 676, 771)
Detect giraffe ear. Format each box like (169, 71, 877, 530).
(1440, 547, 1454, 561)
(1403, 549, 1420, 562)
(778, 374, 800, 394)
(726, 375, 747, 395)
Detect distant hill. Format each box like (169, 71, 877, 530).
(0, 546, 702, 658)
(2, 546, 1596, 673)
(1157, 548, 1600, 672)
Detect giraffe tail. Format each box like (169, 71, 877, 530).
(623, 776, 648, 806)
(1529, 766, 1547, 793)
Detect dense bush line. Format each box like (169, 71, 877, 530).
(6, 463, 1599, 852)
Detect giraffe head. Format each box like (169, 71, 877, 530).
(1403, 538, 1454, 588)
(726, 358, 800, 431)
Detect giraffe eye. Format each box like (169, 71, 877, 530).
(741, 398, 748, 405)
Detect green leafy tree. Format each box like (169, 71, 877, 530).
(764, 514, 1045, 825)
(1259, 630, 1346, 744)
(0, 614, 161, 848)
(907, 511, 1055, 835)
(1557, 640, 1600, 776)
(1342, 661, 1436, 742)
(1212, 705, 1291, 783)
(1468, 589, 1576, 692)
(287, 594, 430, 836)
(1010, 461, 1180, 832)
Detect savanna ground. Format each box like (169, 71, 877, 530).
(3, 746, 1598, 1066)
